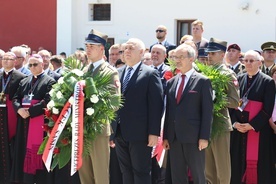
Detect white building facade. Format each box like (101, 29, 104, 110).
(57, 0, 276, 55)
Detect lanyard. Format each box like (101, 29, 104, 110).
(1, 75, 12, 93)
(28, 73, 45, 97)
(242, 73, 259, 98)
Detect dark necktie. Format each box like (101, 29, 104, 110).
(266, 68, 269, 75)
(122, 67, 133, 93)
(176, 75, 185, 104)
(231, 67, 234, 71)
(88, 64, 94, 73)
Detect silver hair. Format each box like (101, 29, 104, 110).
(177, 44, 196, 58)
(11, 46, 27, 58)
(244, 50, 262, 61)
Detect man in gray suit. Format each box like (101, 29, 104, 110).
(163, 44, 213, 184)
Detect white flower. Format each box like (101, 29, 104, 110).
(72, 69, 84, 77)
(86, 107, 94, 116)
(49, 89, 54, 97)
(52, 107, 59, 114)
(56, 91, 63, 99)
(47, 100, 55, 109)
(68, 96, 74, 105)
(90, 94, 99, 103)
(212, 90, 216, 101)
(57, 77, 64, 84)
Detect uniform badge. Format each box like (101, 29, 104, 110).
(115, 80, 120, 88)
(233, 80, 239, 87)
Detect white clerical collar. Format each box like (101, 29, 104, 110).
(4, 68, 14, 75)
(33, 71, 44, 78)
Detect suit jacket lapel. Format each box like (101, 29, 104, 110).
(179, 73, 196, 103)
(123, 62, 143, 94)
(119, 66, 126, 84)
(171, 75, 179, 105)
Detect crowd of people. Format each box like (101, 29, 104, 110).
(0, 19, 276, 184)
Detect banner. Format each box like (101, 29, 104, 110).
(42, 101, 72, 172)
(71, 81, 85, 175)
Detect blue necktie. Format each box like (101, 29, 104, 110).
(122, 67, 133, 93)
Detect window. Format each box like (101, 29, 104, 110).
(176, 19, 196, 45)
(89, 4, 111, 21)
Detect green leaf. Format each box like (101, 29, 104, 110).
(51, 155, 59, 170)
(58, 145, 71, 169)
(37, 136, 49, 154)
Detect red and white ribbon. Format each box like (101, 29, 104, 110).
(71, 81, 85, 176)
(42, 101, 72, 172)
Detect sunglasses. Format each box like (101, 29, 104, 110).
(156, 30, 165, 33)
(28, 63, 39, 68)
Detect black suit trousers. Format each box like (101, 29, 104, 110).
(170, 140, 206, 184)
(110, 147, 123, 184)
(115, 127, 152, 184)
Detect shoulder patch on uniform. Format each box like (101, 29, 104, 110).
(233, 79, 239, 87)
(115, 80, 120, 88)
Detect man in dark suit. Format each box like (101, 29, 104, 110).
(113, 38, 163, 184)
(79, 29, 121, 184)
(38, 50, 61, 81)
(150, 44, 170, 184)
(230, 50, 276, 184)
(260, 41, 276, 77)
(163, 44, 213, 184)
(0, 52, 26, 184)
(151, 44, 170, 94)
(150, 25, 176, 57)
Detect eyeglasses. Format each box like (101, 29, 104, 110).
(243, 59, 259, 63)
(171, 55, 188, 60)
(41, 55, 50, 59)
(156, 30, 165, 33)
(2, 58, 15, 61)
(16, 56, 24, 59)
(28, 63, 39, 67)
